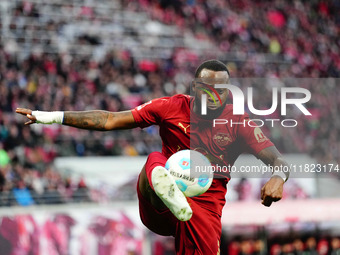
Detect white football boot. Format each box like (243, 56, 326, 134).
(151, 166, 193, 221)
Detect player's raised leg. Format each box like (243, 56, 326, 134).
(138, 152, 192, 221)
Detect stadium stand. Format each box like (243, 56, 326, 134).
(0, 0, 340, 254)
(0, 0, 339, 202)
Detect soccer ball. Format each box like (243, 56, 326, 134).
(165, 150, 213, 197)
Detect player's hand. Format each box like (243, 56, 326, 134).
(261, 175, 284, 207)
(15, 108, 37, 125)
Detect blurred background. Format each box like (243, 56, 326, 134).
(0, 0, 340, 254)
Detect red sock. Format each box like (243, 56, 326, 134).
(145, 152, 168, 190)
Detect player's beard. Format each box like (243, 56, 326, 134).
(192, 96, 228, 120)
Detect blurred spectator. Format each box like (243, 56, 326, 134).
(228, 237, 241, 255)
(281, 242, 294, 255)
(0, 143, 10, 167)
(234, 178, 253, 201)
(331, 237, 340, 255)
(12, 179, 34, 206)
(240, 239, 253, 255)
(270, 243, 282, 255)
(292, 238, 304, 255)
(304, 236, 318, 255)
(222, 234, 340, 255)
(317, 238, 329, 255)
(153, 236, 175, 255)
(253, 239, 266, 255)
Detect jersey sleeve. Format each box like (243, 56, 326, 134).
(131, 97, 171, 128)
(237, 115, 274, 156)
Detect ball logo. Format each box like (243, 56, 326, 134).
(182, 161, 189, 166)
(179, 158, 191, 170)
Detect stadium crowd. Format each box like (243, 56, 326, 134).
(0, 0, 340, 206)
(152, 233, 340, 255)
(226, 235, 340, 255)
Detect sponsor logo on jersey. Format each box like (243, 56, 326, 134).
(254, 127, 267, 143)
(178, 122, 190, 134)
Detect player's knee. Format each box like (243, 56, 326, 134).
(138, 164, 168, 210)
(138, 166, 151, 195)
(147, 151, 164, 159)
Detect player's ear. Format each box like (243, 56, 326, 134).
(191, 80, 196, 93)
(224, 78, 230, 98)
(190, 80, 196, 96)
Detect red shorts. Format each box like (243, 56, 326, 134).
(137, 177, 222, 255)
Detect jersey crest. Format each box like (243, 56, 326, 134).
(213, 133, 232, 146)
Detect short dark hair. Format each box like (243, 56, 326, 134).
(194, 59, 230, 78)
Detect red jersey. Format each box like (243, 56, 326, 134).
(131, 94, 273, 216)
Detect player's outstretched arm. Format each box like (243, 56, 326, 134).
(15, 108, 137, 130)
(257, 146, 290, 207)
